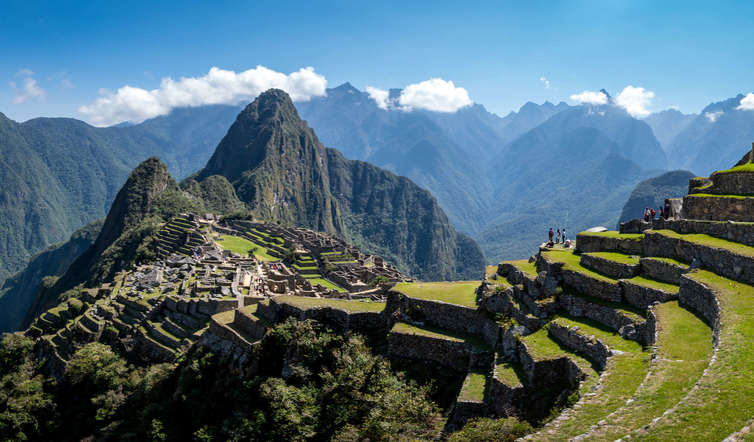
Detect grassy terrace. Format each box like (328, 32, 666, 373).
(715, 162, 754, 174)
(582, 301, 713, 441)
(505, 259, 539, 278)
(495, 357, 524, 388)
(533, 317, 648, 440)
(687, 193, 754, 199)
(641, 256, 689, 267)
(634, 270, 754, 440)
(458, 371, 487, 402)
(390, 322, 489, 350)
(541, 249, 619, 284)
(578, 231, 644, 241)
(651, 229, 754, 257)
(275, 295, 385, 313)
(303, 276, 347, 293)
(393, 281, 480, 308)
(519, 327, 594, 372)
(624, 276, 680, 294)
(584, 251, 640, 265)
(217, 234, 279, 262)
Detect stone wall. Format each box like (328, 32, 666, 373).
(681, 195, 754, 222)
(619, 280, 678, 309)
(387, 292, 501, 349)
(446, 399, 488, 432)
(706, 171, 754, 195)
(558, 292, 655, 345)
(560, 270, 622, 303)
(387, 330, 471, 371)
(575, 234, 643, 255)
(516, 339, 584, 391)
(487, 371, 526, 417)
(581, 253, 640, 279)
(233, 310, 268, 341)
(643, 231, 754, 286)
(547, 322, 610, 370)
(639, 257, 687, 284)
(678, 274, 720, 332)
(270, 299, 389, 333)
(654, 218, 754, 248)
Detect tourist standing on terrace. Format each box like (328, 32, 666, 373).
(549, 228, 554, 242)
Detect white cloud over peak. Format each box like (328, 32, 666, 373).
(615, 85, 654, 118)
(704, 110, 724, 122)
(79, 65, 327, 126)
(569, 90, 608, 105)
(365, 78, 472, 113)
(398, 78, 471, 112)
(11, 69, 45, 104)
(737, 93, 754, 111)
(540, 76, 551, 89)
(366, 86, 390, 110)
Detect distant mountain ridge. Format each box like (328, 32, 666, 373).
(0, 106, 238, 289)
(195, 89, 485, 281)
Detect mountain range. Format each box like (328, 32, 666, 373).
(4, 83, 754, 333)
(0, 106, 239, 289)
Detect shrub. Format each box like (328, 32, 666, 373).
(449, 417, 533, 442)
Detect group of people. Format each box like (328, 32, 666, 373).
(547, 227, 569, 247)
(643, 205, 670, 222)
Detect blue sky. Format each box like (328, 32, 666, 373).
(2, 0, 753, 124)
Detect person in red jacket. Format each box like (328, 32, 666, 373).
(548, 228, 554, 242)
(651, 208, 656, 219)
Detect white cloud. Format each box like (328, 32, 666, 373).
(11, 69, 45, 104)
(364, 78, 472, 113)
(569, 90, 608, 105)
(79, 65, 327, 126)
(366, 86, 390, 110)
(540, 76, 551, 89)
(704, 110, 724, 122)
(615, 85, 654, 118)
(737, 93, 754, 111)
(397, 78, 471, 112)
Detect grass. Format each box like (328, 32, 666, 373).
(551, 315, 643, 353)
(541, 249, 619, 284)
(651, 229, 754, 258)
(505, 259, 539, 278)
(715, 162, 754, 174)
(458, 371, 487, 402)
(578, 231, 644, 241)
(391, 322, 463, 342)
(584, 251, 641, 265)
(687, 193, 754, 199)
(635, 270, 754, 440)
(217, 235, 254, 257)
(275, 295, 385, 312)
(495, 357, 524, 388)
(624, 276, 680, 294)
(582, 301, 713, 441)
(641, 256, 689, 267)
(393, 281, 480, 308)
(531, 317, 649, 440)
(217, 234, 279, 262)
(303, 276, 347, 293)
(519, 327, 594, 372)
(390, 322, 489, 350)
(485, 265, 498, 279)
